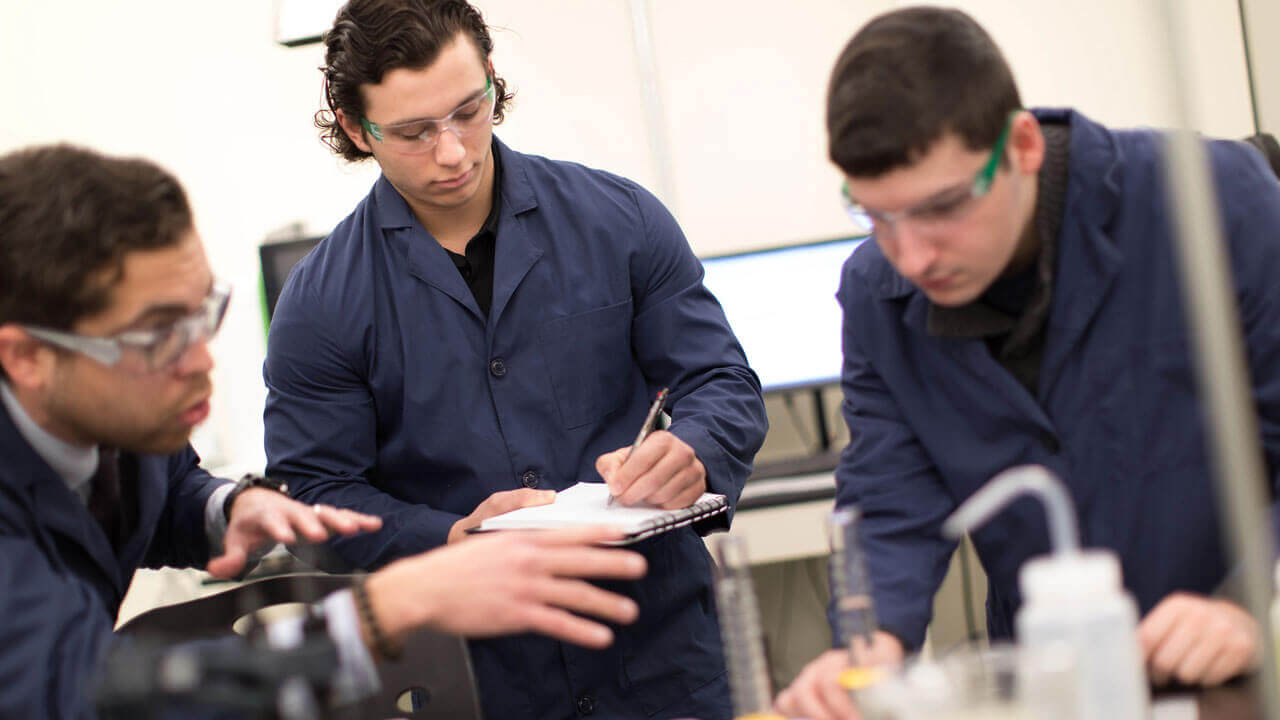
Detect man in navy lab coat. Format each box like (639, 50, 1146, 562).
(262, 1, 767, 718)
(776, 7, 1280, 719)
(0, 143, 649, 719)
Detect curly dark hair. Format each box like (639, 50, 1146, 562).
(0, 145, 193, 333)
(316, 0, 514, 162)
(827, 6, 1021, 178)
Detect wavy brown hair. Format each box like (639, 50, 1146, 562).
(316, 0, 513, 162)
(0, 145, 192, 332)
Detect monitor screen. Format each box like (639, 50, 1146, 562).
(260, 236, 322, 322)
(699, 237, 865, 392)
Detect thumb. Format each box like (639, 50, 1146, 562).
(206, 545, 248, 579)
(596, 448, 625, 483)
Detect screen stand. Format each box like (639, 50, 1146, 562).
(811, 388, 831, 453)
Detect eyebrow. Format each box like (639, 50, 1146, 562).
(857, 177, 972, 216)
(384, 85, 488, 127)
(111, 277, 215, 334)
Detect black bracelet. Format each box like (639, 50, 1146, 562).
(351, 572, 401, 661)
(223, 473, 289, 522)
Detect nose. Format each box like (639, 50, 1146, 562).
(173, 336, 214, 377)
(887, 222, 939, 282)
(434, 128, 466, 167)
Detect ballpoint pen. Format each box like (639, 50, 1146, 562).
(607, 387, 670, 506)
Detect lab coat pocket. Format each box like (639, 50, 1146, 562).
(618, 531, 725, 716)
(537, 299, 634, 429)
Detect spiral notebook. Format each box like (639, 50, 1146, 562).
(475, 482, 728, 544)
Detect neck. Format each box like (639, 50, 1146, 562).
(409, 152, 496, 254)
(1, 380, 94, 450)
(1004, 175, 1042, 277)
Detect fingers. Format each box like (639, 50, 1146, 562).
(612, 432, 705, 507)
(525, 525, 630, 548)
(1140, 594, 1258, 686)
(648, 468, 705, 509)
(519, 604, 616, 649)
(312, 504, 383, 537)
(478, 488, 557, 518)
(853, 631, 905, 667)
(206, 546, 247, 580)
(526, 576, 640, 626)
(775, 649, 857, 720)
(1138, 594, 1183, 658)
(532, 543, 648, 580)
(283, 503, 329, 543)
(595, 447, 627, 488)
(257, 512, 299, 546)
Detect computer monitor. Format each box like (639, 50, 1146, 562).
(699, 236, 866, 393)
(259, 236, 322, 322)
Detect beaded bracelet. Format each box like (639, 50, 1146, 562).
(351, 572, 402, 661)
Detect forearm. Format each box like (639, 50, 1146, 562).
(286, 476, 462, 569)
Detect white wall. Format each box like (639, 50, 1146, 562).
(1241, 0, 1280, 132)
(0, 1, 1256, 474)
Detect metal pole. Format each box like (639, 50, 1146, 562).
(1159, 1, 1278, 715)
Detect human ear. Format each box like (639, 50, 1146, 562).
(1008, 110, 1046, 176)
(0, 325, 55, 393)
(337, 109, 375, 155)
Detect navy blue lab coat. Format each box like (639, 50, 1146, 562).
(264, 138, 768, 719)
(0, 400, 223, 718)
(836, 108, 1280, 649)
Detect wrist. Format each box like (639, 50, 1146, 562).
(223, 473, 288, 522)
(353, 571, 408, 660)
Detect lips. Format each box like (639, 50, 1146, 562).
(178, 397, 211, 427)
(433, 166, 474, 189)
(919, 274, 956, 292)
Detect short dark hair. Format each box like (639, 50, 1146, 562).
(316, 0, 513, 161)
(0, 145, 193, 331)
(827, 6, 1021, 178)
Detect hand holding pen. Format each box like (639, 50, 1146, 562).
(596, 387, 709, 509)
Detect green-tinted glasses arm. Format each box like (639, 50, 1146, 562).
(361, 116, 384, 143)
(973, 110, 1018, 196)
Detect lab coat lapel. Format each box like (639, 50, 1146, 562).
(401, 228, 487, 321)
(0, 401, 128, 595)
(1039, 115, 1124, 399)
(902, 294, 1055, 433)
(29, 472, 129, 596)
(370, 179, 485, 321)
(489, 140, 543, 329)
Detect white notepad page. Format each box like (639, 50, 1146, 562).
(477, 481, 727, 538)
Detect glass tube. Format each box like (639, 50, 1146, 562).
(712, 535, 774, 718)
(828, 507, 877, 651)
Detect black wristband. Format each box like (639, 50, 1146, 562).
(351, 572, 402, 661)
(223, 473, 289, 522)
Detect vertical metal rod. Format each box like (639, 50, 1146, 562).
(1159, 2, 1278, 715)
(626, 0, 679, 215)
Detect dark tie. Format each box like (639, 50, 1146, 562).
(88, 447, 124, 550)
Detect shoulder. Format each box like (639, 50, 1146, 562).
(839, 238, 912, 305)
(504, 145, 665, 224)
(275, 197, 378, 321)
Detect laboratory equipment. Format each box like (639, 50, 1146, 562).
(827, 507, 877, 649)
(943, 465, 1148, 720)
(712, 536, 783, 720)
